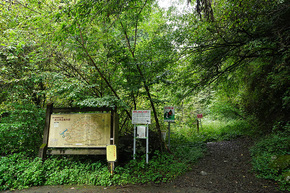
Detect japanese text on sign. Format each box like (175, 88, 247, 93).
(132, 110, 151, 124)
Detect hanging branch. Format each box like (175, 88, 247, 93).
(14, 0, 41, 14)
(54, 52, 102, 97)
(76, 22, 132, 119)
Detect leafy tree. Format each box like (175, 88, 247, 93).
(179, 0, 289, 132)
(18, 0, 178, 150)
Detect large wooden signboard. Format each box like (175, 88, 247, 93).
(48, 113, 111, 148)
(39, 104, 118, 160)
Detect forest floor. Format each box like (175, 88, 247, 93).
(4, 137, 283, 193)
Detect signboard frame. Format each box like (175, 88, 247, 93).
(39, 103, 118, 160)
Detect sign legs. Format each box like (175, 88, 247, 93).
(133, 124, 149, 163)
(146, 124, 149, 163)
(133, 125, 136, 160)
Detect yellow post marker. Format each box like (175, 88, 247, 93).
(106, 145, 117, 175)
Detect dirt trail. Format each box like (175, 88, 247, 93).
(3, 137, 283, 193)
(171, 137, 282, 193)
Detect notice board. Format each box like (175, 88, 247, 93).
(132, 110, 151, 124)
(164, 106, 175, 122)
(48, 113, 111, 148)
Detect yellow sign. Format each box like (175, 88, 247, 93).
(48, 113, 111, 148)
(106, 145, 117, 162)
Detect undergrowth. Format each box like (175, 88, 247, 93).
(172, 118, 250, 142)
(250, 129, 290, 191)
(0, 148, 199, 191)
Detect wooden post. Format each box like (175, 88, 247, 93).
(39, 103, 53, 160)
(112, 109, 119, 145)
(167, 122, 171, 150)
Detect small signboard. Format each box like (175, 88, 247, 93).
(106, 145, 117, 162)
(132, 110, 151, 124)
(164, 106, 175, 122)
(197, 114, 203, 119)
(137, 126, 147, 138)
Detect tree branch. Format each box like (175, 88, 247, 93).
(76, 22, 132, 119)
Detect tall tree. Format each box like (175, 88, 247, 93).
(31, 0, 178, 149)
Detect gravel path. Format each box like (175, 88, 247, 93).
(3, 137, 283, 193)
(171, 137, 282, 193)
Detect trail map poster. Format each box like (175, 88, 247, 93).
(48, 113, 111, 148)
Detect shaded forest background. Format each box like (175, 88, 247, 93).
(0, 0, 289, 191)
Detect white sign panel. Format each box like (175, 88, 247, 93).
(132, 110, 151, 124)
(137, 126, 147, 138)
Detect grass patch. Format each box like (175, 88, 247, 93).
(250, 130, 290, 191)
(172, 118, 250, 143)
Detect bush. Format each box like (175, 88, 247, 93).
(173, 118, 250, 143)
(0, 153, 44, 190)
(0, 103, 45, 156)
(250, 130, 290, 191)
(0, 149, 195, 191)
(171, 132, 207, 164)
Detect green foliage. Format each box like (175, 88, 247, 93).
(77, 96, 124, 109)
(250, 130, 290, 191)
(0, 103, 45, 156)
(0, 0, 289, 191)
(171, 137, 206, 164)
(198, 119, 251, 141)
(0, 153, 44, 190)
(0, 149, 194, 191)
(121, 152, 189, 184)
(173, 118, 250, 143)
(43, 157, 111, 186)
(175, 0, 290, 134)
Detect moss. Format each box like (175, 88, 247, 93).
(270, 155, 290, 170)
(282, 170, 290, 181)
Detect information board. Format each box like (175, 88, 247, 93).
(132, 110, 151, 124)
(48, 113, 111, 148)
(164, 106, 175, 122)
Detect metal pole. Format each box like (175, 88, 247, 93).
(146, 124, 149, 164)
(110, 162, 113, 175)
(168, 122, 171, 150)
(133, 125, 136, 159)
